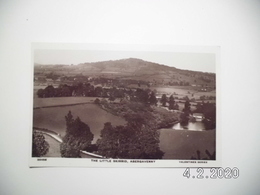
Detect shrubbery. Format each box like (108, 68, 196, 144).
(96, 120, 164, 159)
(32, 131, 49, 157)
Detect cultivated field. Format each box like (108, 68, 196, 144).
(159, 129, 215, 160)
(33, 103, 126, 143)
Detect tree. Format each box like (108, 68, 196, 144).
(195, 102, 203, 113)
(183, 99, 191, 113)
(44, 85, 55, 97)
(160, 94, 167, 107)
(108, 94, 116, 102)
(94, 98, 100, 104)
(74, 82, 84, 96)
(61, 86, 71, 97)
(83, 83, 93, 96)
(124, 112, 147, 128)
(202, 103, 216, 130)
(60, 136, 82, 157)
(96, 114, 164, 159)
(180, 112, 189, 126)
(54, 87, 62, 97)
(148, 91, 157, 105)
(60, 111, 94, 158)
(135, 88, 149, 103)
(37, 89, 44, 98)
(32, 131, 49, 157)
(96, 122, 123, 158)
(180, 99, 191, 126)
(168, 95, 175, 110)
(65, 110, 74, 133)
(94, 86, 103, 97)
(174, 103, 179, 110)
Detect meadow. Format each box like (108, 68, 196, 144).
(159, 129, 215, 160)
(152, 86, 216, 100)
(152, 86, 197, 94)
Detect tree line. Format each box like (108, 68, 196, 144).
(37, 83, 160, 105)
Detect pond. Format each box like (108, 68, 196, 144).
(33, 104, 126, 143)
(159, 121, 214, 159)
(172, 121, 206, 131)
(159, 128, 216, 159)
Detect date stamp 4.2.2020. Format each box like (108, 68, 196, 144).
(183, 167, 239, 179)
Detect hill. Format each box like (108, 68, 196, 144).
(34, 58, 215, 87)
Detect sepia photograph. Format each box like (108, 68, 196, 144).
(30, 44, 219, 167)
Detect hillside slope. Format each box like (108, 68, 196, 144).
(34, 58, 215, 86)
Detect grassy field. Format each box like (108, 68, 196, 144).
(151, 86, 216, 100)
(196, 90, 216, 96)
(152, 86, 196, 94)
(159, 129, 215, 160)
(33, 97, 98, 108)
(33, 103, 126, 143)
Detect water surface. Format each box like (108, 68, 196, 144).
(172, 121, 205, 131)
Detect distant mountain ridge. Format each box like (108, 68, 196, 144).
(76, 58, 177, 74)
(34, 58, 215, 86)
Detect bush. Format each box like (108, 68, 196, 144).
(94, 98, 100, 104)
(32, 131, 49, 157)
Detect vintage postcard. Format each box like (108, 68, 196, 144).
(30, 43, 220, 167)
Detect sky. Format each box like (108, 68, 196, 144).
(34, 50, 216, 73)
